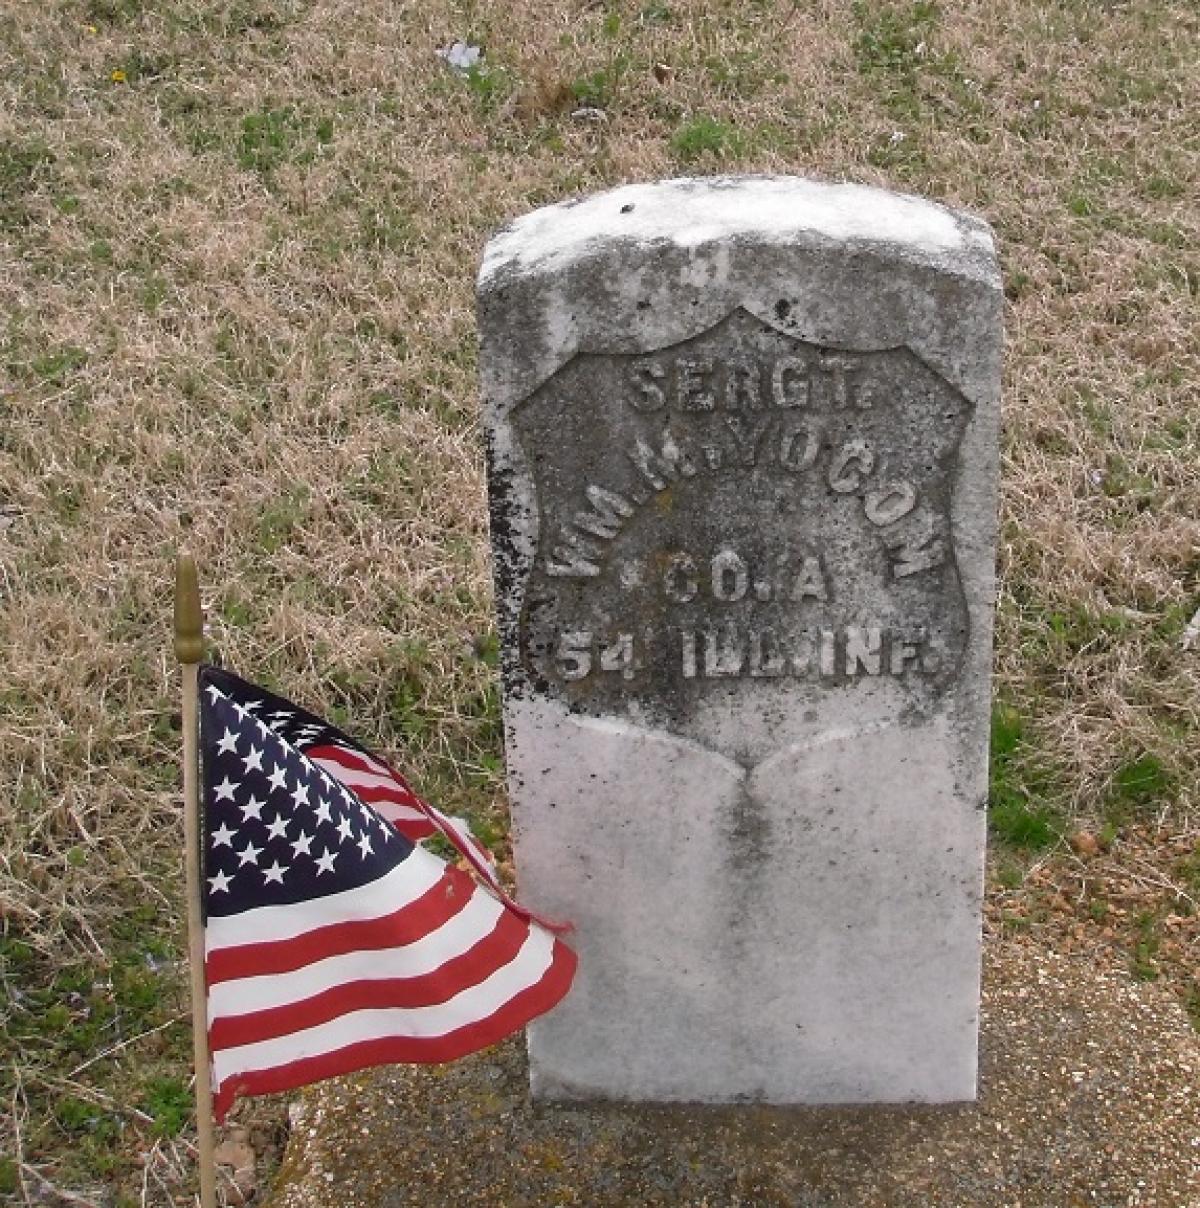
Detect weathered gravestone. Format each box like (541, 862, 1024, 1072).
(479, 176, 1001, 1105)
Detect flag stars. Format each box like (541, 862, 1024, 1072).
(240, 795, 266, 824)
(213, 776, 240, 804)
(237, 840, 263, 867)
(290, 830, 315, 859)
(211, 822, 237, 849)
(203, 672, 449, 918)
(261, 861, 287, 886)
(208, 869, 234, 895)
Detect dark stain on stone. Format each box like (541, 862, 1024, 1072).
(726, 785, 771, 875)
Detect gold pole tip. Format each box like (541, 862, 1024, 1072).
(174, 552, 204, 665)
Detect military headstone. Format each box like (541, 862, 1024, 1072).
(479, 177, 1001, 1104)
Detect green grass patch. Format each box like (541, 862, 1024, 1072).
(31, 344, 88, 386)
(989, 703, 1062, 850)
(993, 850, 1027, 890)
(571, 54, 630, 109)
(1104, 751, 1175, 826)
(0, 915, 189, 1189)
(0, 138, 53, 229)
(1186, 987, 1200, 1032)
(1177, 847, 1200, 898)
(852, 1, 940, 76)
(459, 62, 515, 115)
(255, 486, 311, 554)
(141, 1076, 192, 1138)
(238, 105, 335, 176)
(850, 0, 976, 126)
(671, 115, 738, 162)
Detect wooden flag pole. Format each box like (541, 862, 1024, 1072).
(175, 553, 218, 1208)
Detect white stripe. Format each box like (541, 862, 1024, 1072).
(332, 744, 393, 777)
(313, 749, 396, 785)
(310, 758, 425, 817)
(208, 889, 508, 1017)
(367, 800, 428, 825)
(206, 846, 447, 950)
(211, 927, 556, 1087)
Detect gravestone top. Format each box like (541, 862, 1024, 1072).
(480, 176, 1000, 1106)
(480, 175, 997, 289)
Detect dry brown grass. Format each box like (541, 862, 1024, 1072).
(0, 0, 1196, 1201)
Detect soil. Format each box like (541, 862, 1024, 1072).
(262, 935, 1200, 1207)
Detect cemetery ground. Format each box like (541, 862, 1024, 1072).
(0, 0, 1195, 1203)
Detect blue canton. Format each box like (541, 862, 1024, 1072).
(200, 667, 415, 919)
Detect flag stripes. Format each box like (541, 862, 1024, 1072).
(206, 853, 452, 968)
(308, 744, 434, 835)
(208, 876, 514, 1017)
(199, 665, 576, 1121)
(209, 911, 532, 1049)
(308, 742, 509, 898)
(210, 939, 575, 1119)
(210, 932, 575, 1121)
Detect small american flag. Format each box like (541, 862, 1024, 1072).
(198, 665, 576, 1120)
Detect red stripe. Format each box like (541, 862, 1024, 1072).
(206, 867, 477, 984)
(311, 767, 418, 804)
(311, 743, 571, 937)
(209, 909, 528, 1049)
(330, 780, 417, 805)
(309, 743, 394, 776)
(309, 745, 418, 794)
(340, 783, 429, 815)
(212, 939, 577, 1122)
(309, 769, 421, 809)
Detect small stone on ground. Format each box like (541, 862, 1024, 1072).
(267, 939, 1200, 1207)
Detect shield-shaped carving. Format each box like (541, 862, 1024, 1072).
(503, 309, 972, 767)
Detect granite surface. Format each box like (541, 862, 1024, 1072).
(479, 177, 1002, 1103)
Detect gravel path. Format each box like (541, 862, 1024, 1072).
(266, 938, 1200, 1207)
